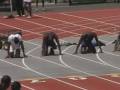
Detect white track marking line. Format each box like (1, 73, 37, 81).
(0, 39, 87, 90)
(23, 42, 120, 86)
(37, 13, 118, 26)
(35, 14, 116, 31)
(28, 26, 49, 31)
(22, 59, 87, 90)
(0, 22, 118, 87)
(21, 84, 35, 90)
(61, 8, 120, 16)
(0, 76, 35, 90)
(22, 44, 87, 90)
(59, 45, 120, 85)
(64, 49, 120, 70)
(0, 23, 43, 36)
(60, 13, 120, 28)
(1, 15, 120, 85)
(33, 15, 119, 35)
(104, 51, 120, 57)
(0, 16, 117, 66)
(0, 57, 35, 90)
(0, 41, 44, 90)
(96, 41, 113, 65)
(23, 47, 120, 86)
(0, 16, 117, 67)
(33, 14, 112, 34)
(15, 15, 120, 38)
(15, 18, 79, 35)
(64, 52, 104, 64)
(99, 17, 120, 23)
(0, 58, 28, 70)
(96, 41, 120, 67)
(94, 15, 120, 20)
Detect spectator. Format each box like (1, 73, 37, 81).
(11, 81, 21, 90)
(0, 75, 11, 90)
(36, 0, 39, 8)
(15, 0, 25, 17)
(24, 0, 32, 18)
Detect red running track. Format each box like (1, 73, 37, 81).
(1, 8, 120, 90)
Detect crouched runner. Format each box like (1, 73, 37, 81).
(113, 32, 120, 51)
(74, 32, 105, 54)
(6, 32, 27, 58)
(42, 32, 62, 56)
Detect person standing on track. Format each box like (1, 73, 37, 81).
(74, 32, 102, 54)
(42, 32, 62, 56)
(6, 32, 27, 58)
(15, 0, 25, 17)
(23, 0, 32, 18)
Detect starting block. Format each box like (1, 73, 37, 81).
(60, 42, 78, 46)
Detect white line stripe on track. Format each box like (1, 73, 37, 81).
(59, 45, 120, 85)
(22, 45, 87, 90)
(104, 51, 120, 57)
(94, 15, 120, 20)
(34, 14, 112, 34)
(60, 13, 120, 28)
(1, 15, 120, 87)
(22, 59, 87, 90)
(15, 18, 79, 35)
(23, 43, 120, 86)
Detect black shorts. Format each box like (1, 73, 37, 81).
(48, 41, 57, 49)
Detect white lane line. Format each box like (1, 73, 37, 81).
(15, 18, 80, 35)
(0, 58, 35, 90)
(0, 75, 35, 90)
(0, 41, 87, 90)
(33, 14, 120, 36)
(100, 18, 120, 23)
(13, 15, 120, 39)
(96, 41, 113, 65)
(0, 23, 42, 36)
(64, 49, 120, 70)
(104, 51, 120, 57)
(23, 43, 120, 85)
(60, 13, 120, 28)
(1, 16, 118, 66)
(22, 44, 87, 90)
(61, 8, 120, 15)
(35, 14, 116, 33)
(0, 58, 28, 70)
(0, 15, 117, 67)
(59, 45, 120, 85)
(0, 41, 42, 90)
(64, 51, 104, 65)
(94, 15, 120, 20)
(33, 14, 112, 34)
(1, 15, 120, 86)
(0, 25, 120, 88)
(96, 41, 120, 68)
(22, 59, 87, 90)
(21, 84, 35, 90)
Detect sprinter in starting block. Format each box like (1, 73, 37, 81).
(113, 32, 120, 51)
(74, 32, 105, 54)
(42, 32, 62, 56)
(6, 31, 27, 58)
